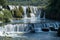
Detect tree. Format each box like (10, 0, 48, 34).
(3, 9, 12, 18)
(45, 0, 60, 20)
(2, 9, 13, 23)
(0, 0, 8, 9)
(0, 0, 7, 6)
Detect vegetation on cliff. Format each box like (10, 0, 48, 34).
(45, 0, 60, 20)
(0, 9, 13, 23)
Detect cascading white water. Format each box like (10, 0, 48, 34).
(9, 6, 42, 23)
(22, 6, 41, 23)
(0, 5, 60, 38)
(4, 22, 60, 33)
(5, 24, 14, 32)
(4, 6, 43, 33)
(22, 6, 27, 18)
(36, 8, 41, 20)
(22, 6, 28, 23)
(30, 6, 37, 23)
(4, 24, 28, 33)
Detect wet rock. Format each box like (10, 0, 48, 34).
(57, 27, 60, 36)
(28, 23, 35, 33)
(49, 27, 56, 31)
(42, 28, 49, 32)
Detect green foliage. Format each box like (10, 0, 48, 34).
(0, 0, 7, 6)
(2, 9, 12, 18)
(0, 9, 13, 23)
(2, 9, 12, 23)
(0, 11, 3, 18)
(0, 11, 4, 21)
(8, 0, 49, 6)
(45, 0, 60, 20)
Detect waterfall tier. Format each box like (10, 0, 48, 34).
(9, 6, 44, 23)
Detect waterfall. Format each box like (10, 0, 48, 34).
(43, 12, 45, 19)
(30, 6, 37, 23)
(22, 6, 28, 23)
(22, 6, 27, 18)
(0, 5, 60, 37)
(36, 8, 41, 20)
(2, 6, 47, 34)
(5, 6, 47, 33)
(9, 5, 43, 23)
(4, 24, 29, 33)
(3, 22, 60, 34)
(22, 6, 40, 23)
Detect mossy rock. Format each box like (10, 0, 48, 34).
(19, 6, 24, 16)
(26, 7, 31, 17)
(14, 8, 23, 18)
